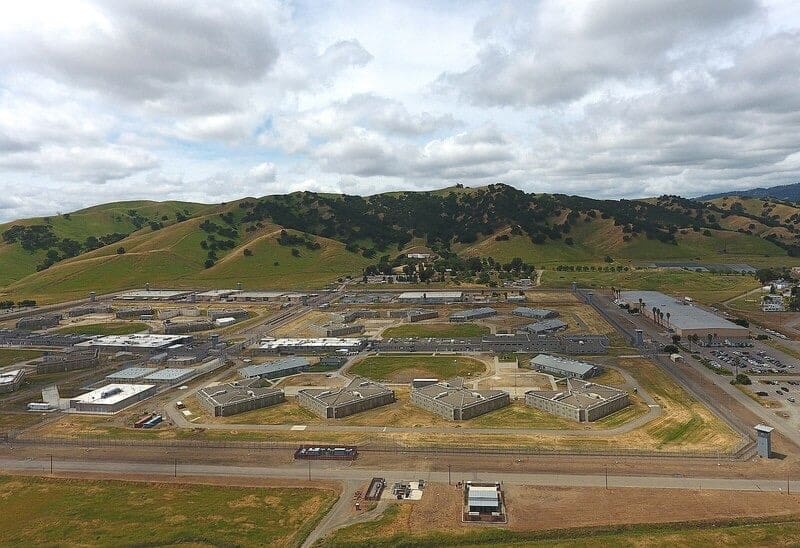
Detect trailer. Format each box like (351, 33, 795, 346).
(134, 414, 154, 428)
(141, 414, 163, 429)
(293, 445, 358, 461)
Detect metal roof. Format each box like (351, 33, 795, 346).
(530, 354, 597, 376)
(143, 368, 195, 381)
(620, 290, 749, 332)
(238, 356, 310, 378)
(71, 384, 154, 405)
(106, 367, 158, 380)
(449, 307, 497, 320)
(398, 291, 463, 299)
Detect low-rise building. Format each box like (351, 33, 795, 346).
(163, 319, 213, 334)
(76, 334, 193, 353)
(298, 377, 395, 418)
(35, 349, 100, 373)
(257, 338, 366, 355)
(69, 383, 157, 413)
(141, 368, 196, 385)
(525, 378, 629, 422)
(238, 356, 310, 379)
(449, 307, 497, 322)
(16, 314, 62, 330)
(0, 369, 25, 393)
(196, 380, 284, 416)
(512, 307, 558, 319)
(397, 291, 464, 304)
(410, 377, 509, 420)
(314, 323, 365, 337)
(519, 319, 567, 334)
(527, 354, 601, 379)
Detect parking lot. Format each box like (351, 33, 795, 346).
(708, 348, 794, 375)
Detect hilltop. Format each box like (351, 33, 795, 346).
(1, 184, 797, 303)
(698, 182, 800, 202)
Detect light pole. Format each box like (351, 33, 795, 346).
(448, 464, 452, 486)
(174, 458, 177, 478)
(605, 465, 608, 489)
(49, 454, 53, 475)
(308, 459, 311, 481)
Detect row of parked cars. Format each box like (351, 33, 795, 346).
(710, 349, 790, 373)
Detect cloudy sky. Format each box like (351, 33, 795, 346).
(1, 0, 800, 221)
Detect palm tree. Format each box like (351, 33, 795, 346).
(638, 298, 643, 314)
(659, 311, 665, 326)
(666, 312, 671, 329)
(652, 306, 658, 324)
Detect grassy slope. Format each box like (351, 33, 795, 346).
(0, 349, 42, 366)
(0, 475, 336, 547)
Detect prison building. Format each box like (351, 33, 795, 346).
(525, 378, 629, 422)
(318, 355, 348, 368)
(449, 307, 497, 322)
(341, 310, 380, 323)
(195, 289, 243, 301)
(397, 291, 464, 304)
(114, 289, 193, 301)
(620, 290, 750, 339)
(512, 307, 558, 320)
(519, 319, 567, 334)
(410, 377, 510, 420)
(15, 314, 62, 331)
(141, 368, 196, 385)
(506, 294, 526, 303)
(35, 349, 101, 374)
(0, 369, 25, 393)
(528, 354, 601, 379)
(388, 308, 438, 322)
(315, 323, 365, 337)
(238, 356, 310, 380)
(106, 367, 158, 381)
(257, 338, 366, 355)
(208, 308, 249, 321)
(163, 319, 213, 334)
(196, 381, 285, 417)
(115, 307, 155, 319)
(69, 383, 157, 414)
(67, 305, 112, 318)
(298, 377, 395, 419)
(75, 334, 193, 353)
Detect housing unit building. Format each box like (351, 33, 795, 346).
(528, 354, 601, 379)
(397, 291, 464, 304)
(620, 290, 750, 339)
(208, 308, 249, 321)
(410, 377, 510, 420)
(512, 307, 558, 319)
(16, 314, 62, 330)
(115, 307, 155, 319)
(114, 289, 193, 301)
(196, 380, 284, 417)
(519, 319, 567, 334)
(35, 349, 100, 373)
(298, 377, 395, 418)
(163, 319, 213, 334)
(238, 356, 310, 380)
(449, 307, 497, 322)
(525, 378, 629, 422)
(312, 323, 365, 337)
(76, 334, 193, 353)
(68, 305, 112, 318)
(341, 310, 381, 323)
(70, 383, 157, 413)
(0, 369, 25, 393)
(257, 338, 366, 355)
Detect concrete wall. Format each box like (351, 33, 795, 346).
(197, 390, 285, 417)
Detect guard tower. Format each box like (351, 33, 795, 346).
(633, 329, 644, 347)
(755, 424, 774, 458)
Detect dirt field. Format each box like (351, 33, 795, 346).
(522, 291, 581, 304)
(271, 310, 338, 337)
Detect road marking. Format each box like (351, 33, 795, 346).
(648, 404, 660, 408)
(290, 425, 307, 431)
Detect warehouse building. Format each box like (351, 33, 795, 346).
(196, 380, 285, 416)
(620, 290, 750, 339)
(298, 377, 395, 418)
(410, 377, 510, 420)
(238, 356, 310, 380)
(195, 289, 243, 301)
(70, 383, 156, 413)
(76, 334, 193, 352)
(397, 291, 464, 304)
(528, 354, 601, 379)
(257, 338, 366, 355)
(0, 369, 25, 393)
(35, 349, 100, 373)
(231, 291, 286, 302)
(115, 289, 193, 301)
(519, 319, 567, 334)
(449, 307, 497, 322)
(142, 368, 196, 385)
(512, 307, 558, 319)
(16, 314, 62, 330)
(525, 378, 629, 422)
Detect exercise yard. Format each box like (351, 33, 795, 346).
(381, 323, 489, 338)
(348, 354, 486, 382)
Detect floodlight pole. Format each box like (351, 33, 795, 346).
(448, 464, 452, 485)
(308, 459, 311, 481)
(605, 465, 608, 489)
(49, 454, 53, 475)
(174, 458, 177, 478)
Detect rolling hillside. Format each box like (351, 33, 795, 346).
(1, 184, 798, 303)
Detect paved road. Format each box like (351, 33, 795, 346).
(1, 457, 797, 493)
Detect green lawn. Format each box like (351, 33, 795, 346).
(56, 322, 150, 336)
(0, 348, 42, 366)
(0, 475, 336, 547)
(382, 323, 489, 338)
(349, 354, 485, 381)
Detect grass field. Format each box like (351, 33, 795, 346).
(0, 348, 42, 366)
(349, 354, 486, 382)
(381, 323, 489, 338)
(0, 475, 336, 547)
(56, 322, 150, 336)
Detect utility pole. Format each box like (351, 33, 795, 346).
(605, 465, 608, 489)
(49, 454, 53, 475)
(308, 459, 311, 481)
(174, 458, 177, 478)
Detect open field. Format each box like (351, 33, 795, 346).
(0, 348, 42, 366)
(0, 475, 336, 547)
(541, 270, 759, 304)
(381, 322, 489, 338)
(319, 483, 800, 547)
(56, 322, 150, 336)
(348, 354, 486, 382)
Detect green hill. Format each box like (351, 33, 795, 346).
(1, 184, 798, 304)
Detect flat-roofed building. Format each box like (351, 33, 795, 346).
(397, 291, 464, 304)
(525, 378, 629, 422)
(0, 369, 25, 393)
(115, 289, 193, 301)
(298, 377, 395, 418)
(512, 307, 558, 319)
(195, 289, 243, 301)
(76, 334, 193, 352)
(410, 377, 509, 420)
(620, 290, 750, 339)
(238, 356, 310, 380)
(232, 291, 287, 302)
(70, 383, 156, 413)
(16, 314, 62, 330)
(115, 307, 154, 319)
(313, 323, 365, 337)
(35, 349, 101, 373)
(106, 367, 158, 381)
(142, 368, 196, 385)
(519, 319, 567, 334)
(528, 354, 601, 379)
(196, 380, 284, 416)
(449, 307, 497, 322)
(257, 338, 366, 355)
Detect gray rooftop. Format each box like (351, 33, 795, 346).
(142, 368, 195, 381)
(522, 319, 567, 333)
(526, 378, 627, 410)
(512, 307, 557, 319)
(413, 377, 508, 409)
(198, 383, 283, 406)
(620, 290, 749, 332)
(530, 354, 598, 377)
(238, 356, 310, 378)
(299, 377, 392, 407)
(106, 367, 158, 380)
